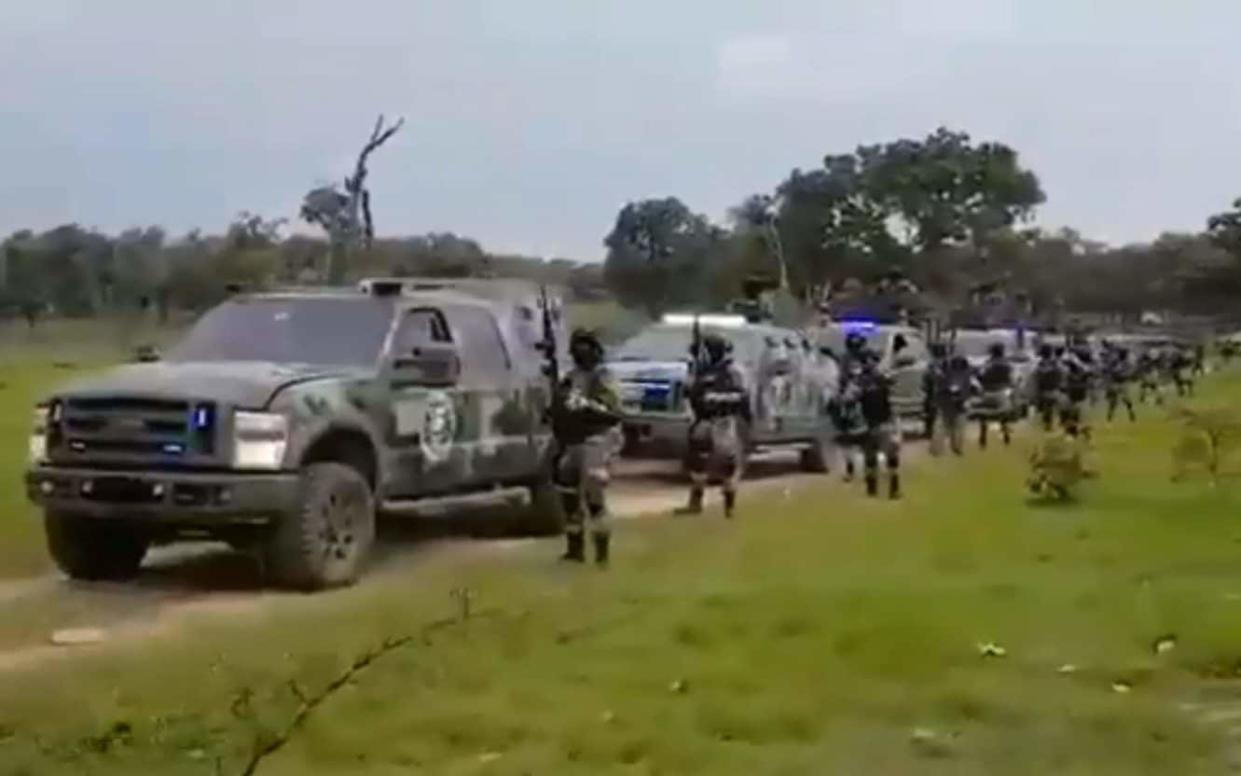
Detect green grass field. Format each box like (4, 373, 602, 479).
(1, 370, 1240, 773)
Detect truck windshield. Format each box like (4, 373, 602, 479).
(954, 332, 1008, 359)
(168, 298, 393, 366)
(612, 325, 757, 363)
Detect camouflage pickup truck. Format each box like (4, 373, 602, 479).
(25, 279, 566, 589)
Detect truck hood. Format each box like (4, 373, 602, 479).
(606, 360, 690, 383)
(53, 361, 366, 409)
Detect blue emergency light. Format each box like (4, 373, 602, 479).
(839, 319, 879, 332)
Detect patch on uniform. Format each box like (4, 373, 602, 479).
(420, 391, 458, 463)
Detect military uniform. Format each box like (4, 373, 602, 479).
(928, 355, 973, 456)
(682, 337, 751, 517)
(976, 349, 1015, 448)
(830, 341, 874, 482)
(1060, 353, 1092, 438)
(1032, 350, 1065, 432)
(554, 331, 622, 565)
(1103, 349, 1136, 422)
(857, 360, 901, 498)
(1137, 352, 1163, 405)
(1168, 348, 1194, 397)
(1028, 431, 1091, 501)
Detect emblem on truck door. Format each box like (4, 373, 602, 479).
(420, 391, 458, 463)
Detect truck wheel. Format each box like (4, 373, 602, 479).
(45, 511, 149, 581)
(800, 431, 833, 473)
(266, 462, 375, 591)
(523, 475, 565, 536)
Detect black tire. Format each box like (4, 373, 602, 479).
(800, 430, 833, 473)
(523, 475, 565, 536)
(45, 511, 149, 582)
(265, 462, 375, 591)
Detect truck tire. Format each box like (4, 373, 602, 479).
(266, 462, 375, 591)
(523, 475, 565, 536)
(800, 430, 834, 473)
(45, 511, 149, 581)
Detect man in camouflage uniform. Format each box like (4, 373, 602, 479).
(856, 357, 902, 499)
(681, 333, 751, 517)
(554, 329, 623, 566)
(1032, 344, 1065, 432)
(830, 332, 875, 482)
(929, 353, 974, 456)
(1102, 345, 1136, 422)
(1137, 349, 1164, 405)
(1060, 347, 1093, 439)
(922, 342, 948, 442)
(976, 342, 1015, 449)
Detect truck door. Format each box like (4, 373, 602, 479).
(385, 307, 463, 498)
(440, 304, 533, 486)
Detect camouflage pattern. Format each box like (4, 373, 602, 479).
(1028, 431, 1092, 500)
(554, 366, 623, 539)
(32, 282, 568, 523)
(685, 360, 750, 499)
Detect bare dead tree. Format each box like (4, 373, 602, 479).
(300, 114, 404, 284)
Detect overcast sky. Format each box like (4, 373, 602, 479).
(3, 1, 1240, 259)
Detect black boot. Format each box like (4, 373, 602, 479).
(593, 533, 610, 567)
(561, 533, 585, 563)
(676, 488, 705, 516)
(723, 489, 736, 518)
(889, 473, 901, 500)
(865, 474, 878, 497)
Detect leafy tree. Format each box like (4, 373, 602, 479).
(603, 198, 726, 316)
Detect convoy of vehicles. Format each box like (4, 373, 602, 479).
(26, 279, 568, 589)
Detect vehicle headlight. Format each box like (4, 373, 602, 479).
(232, 411, 289, 470)
(28, 405, 49, 465)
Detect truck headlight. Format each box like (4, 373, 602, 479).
(28, 405, 48, 464)
(232, 411, 289, 470)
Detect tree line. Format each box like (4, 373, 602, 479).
(604, 127, 1241, 326)
(5, 124, 1241, 330)
(0, 216, 605, 326)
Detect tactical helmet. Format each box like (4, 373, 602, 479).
(989, 342, 1005, 358)
(929, 342, 948, 359)
(845, 332, 866, 352)
(569, 328, 604, 364)
(702, 333, 731, 363)
(1039, 344, 1053, 359)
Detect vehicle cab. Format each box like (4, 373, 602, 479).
(608, 314, 837, 463)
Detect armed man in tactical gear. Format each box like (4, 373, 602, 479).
(681, 332, 751, 517)
(553, 329, 623, 566)
(1103, 345, 1137, 422)
(831, 331, 877, 481)
(929, 352, 974, 457)
(1033, 344, 1065, 432)
(856, 356, 901, 498)
(976, 342, 1015, 448)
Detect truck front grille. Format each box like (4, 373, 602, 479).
(52, 396, 220, 467)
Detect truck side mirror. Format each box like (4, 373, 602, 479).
(395, 343, 461, 386)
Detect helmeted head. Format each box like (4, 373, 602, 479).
(989, 342, 1005, 359)
(845, 331, 866, 354)
(569, 328, 604, 369)
(929, 342, 948, 359)
(1039, 344, 1053, 360)
(949, 354, 970, 371)
(702, 333, 731, 364)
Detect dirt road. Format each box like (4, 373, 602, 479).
(0, 451, 832, 670)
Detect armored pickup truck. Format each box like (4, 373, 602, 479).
(609, 313, 839, 471)
(25, 279, 566, 589)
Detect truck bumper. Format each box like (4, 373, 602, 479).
(25, 466, 300, 523)
(622, 415, 691, 456)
